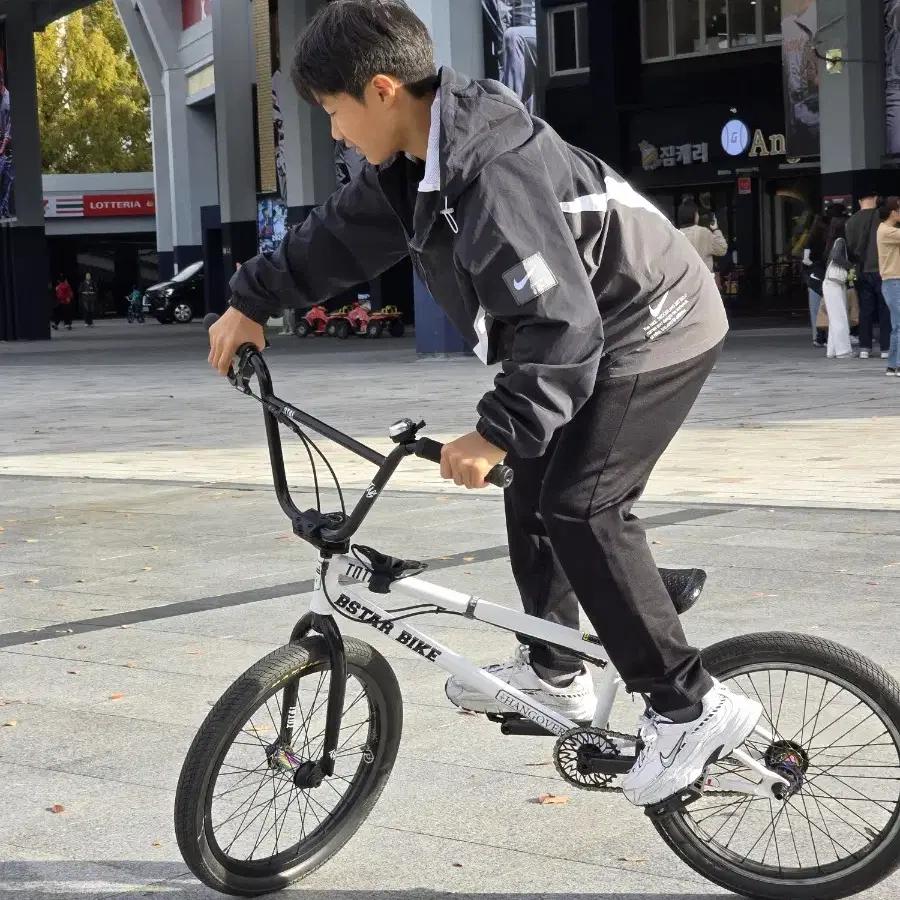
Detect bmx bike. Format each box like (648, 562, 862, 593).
(175, 322, 900, 899)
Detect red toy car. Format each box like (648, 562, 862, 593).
(293, 305, 329, 337)
(325, 300, 405, 339)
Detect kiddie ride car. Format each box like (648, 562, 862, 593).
(298, 301, 407, 340)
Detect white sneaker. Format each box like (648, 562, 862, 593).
(859, 350, 871, 359)
(621, 682, 762, 807)
(882, 351, 891, 360)
(445, 645, 597, 721)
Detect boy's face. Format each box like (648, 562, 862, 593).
(320, 78, 403, 166)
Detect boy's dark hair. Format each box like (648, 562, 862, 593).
(882, 195, 900, 219)
(676, 200, 699, 228)
(291, 0, 437, 104)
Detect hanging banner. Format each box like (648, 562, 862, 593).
(0, 21, 15, 222)
(887, 0, 900, 153)
(481, 0, 537, 113)
(781, 0, 820, 158)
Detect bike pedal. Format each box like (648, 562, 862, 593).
(643, 783, 705, 820)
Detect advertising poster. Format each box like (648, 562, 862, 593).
(887, 0, 900, 153)
(258, 196, 287, 255)
(481, 0, 537, 112)
(0, 20, 15, 222)
(781, 0, 820, 158)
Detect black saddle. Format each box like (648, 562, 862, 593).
(659, 567, 706, 615)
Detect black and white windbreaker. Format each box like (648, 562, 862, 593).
(230, 67, 728, 459)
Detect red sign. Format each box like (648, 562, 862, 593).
(83, 193, 156, 217)
(182, 0, 211, 30)
(738, 177, 752, 195)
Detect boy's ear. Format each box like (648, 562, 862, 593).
(371, 74, 400, 103)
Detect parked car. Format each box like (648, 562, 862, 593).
(143, 261, 204, 324)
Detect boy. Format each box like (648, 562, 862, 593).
(208, 0, 761, 807)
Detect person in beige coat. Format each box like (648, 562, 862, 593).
(677, 201, 729, 272)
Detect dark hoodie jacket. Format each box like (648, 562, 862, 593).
(229, 68, 727, 459)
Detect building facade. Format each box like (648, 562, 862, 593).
(541, 0, 900, 314)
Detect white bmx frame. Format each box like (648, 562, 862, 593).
(311, 552, 790, 800)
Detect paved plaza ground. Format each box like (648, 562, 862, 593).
(1, 321, 899, 899)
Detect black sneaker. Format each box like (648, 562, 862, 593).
(887, 368, 898, 376)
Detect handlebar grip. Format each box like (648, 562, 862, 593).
(203, 312, 219, 330)
(414, 437, 514, 489)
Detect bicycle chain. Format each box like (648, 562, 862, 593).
(553, 726, 745, 797)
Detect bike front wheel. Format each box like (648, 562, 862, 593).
(174, 636, 402, 896)
(654, 632, 900, 900)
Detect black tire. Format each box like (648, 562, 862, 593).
(325, 321, 338, 337)
(335, 320, 350, 340)
(174, 637, 402, 897)
(653, 632, 900, 900)
(294, 321, 311, 338)
(366, 321, 383, 338)
(156, 316, 170, 324)
(388, 319, 405, 338)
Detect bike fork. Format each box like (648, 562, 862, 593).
(282, 559, 347, 777)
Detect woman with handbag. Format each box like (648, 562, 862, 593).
(803, 214, 829, 346)
(821, 215, 853, 359)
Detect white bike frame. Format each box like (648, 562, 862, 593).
(311, 552, 789, 801)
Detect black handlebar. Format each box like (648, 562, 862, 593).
(413, 437, 514, 489)
(203, 312, 512, 546)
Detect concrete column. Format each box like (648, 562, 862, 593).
(818, 0, 890, 198)
(276, 0, 335, 226)
(149, 91, 174, 279)
(407, 0, 484, 356)
(212, 0, 258, 283)
(0, 2, 49, 340)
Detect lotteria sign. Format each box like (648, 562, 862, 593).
(84, 193, 155, 216)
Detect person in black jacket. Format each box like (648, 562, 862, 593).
(846, 192, 892, 359)
(208, 0, 761, 808)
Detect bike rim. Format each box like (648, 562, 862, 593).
(204, 664, 382, 875)
(671, 662, 900, 884)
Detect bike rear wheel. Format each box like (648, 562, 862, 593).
(653, 632, 900, 900)
(174, 636, 402, 896)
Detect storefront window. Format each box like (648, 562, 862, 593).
(643, 0, 671, 59)
(729, 0, 758, 47)
(762, 0, 782, 42)
(706, 2, 729, 51)
(673, 0, 702, 55)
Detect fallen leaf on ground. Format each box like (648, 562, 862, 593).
(247, 724, 271, 733)
(652, 540, 664, 545)
(24, 539, 38, 543)
(452, 862, 463, 868)
(125, 661, 137, 668)
(463, 556, 475, 562)
(457, 709, 478, 716)
(109, 693, 124, 701)
(67, 670, 80, 676)
(146, 546, 160, 551)
(4, 720, 17, 727)
(24, 579, 39, 584)
(142, 567, 152, 572)
(151, 841, 162, 847)
(535, 794, 569, 805)
(619, 855, 646, 863)
(77, 645, 88, 650)
(76, 579, 85, 584)
(48, 804, 65, 814)
(90, 607, 107, 612)
(120, 625, 134, 630)
(463, 571, 472, 575)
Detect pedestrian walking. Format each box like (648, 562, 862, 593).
(822, 215, 853, 359)
(677, 200, 728, 272)
(802, 214, 828, 346)
(877, 196, 900, 377)
(846, 191, 892, 359)
(51, 275, 74, 330)
(79, 272, 98, 327)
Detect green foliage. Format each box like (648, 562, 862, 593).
(35, 0, 151, 174)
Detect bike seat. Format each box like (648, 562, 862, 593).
(658, 567, 706, 615)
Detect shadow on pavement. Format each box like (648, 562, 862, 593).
(0, 859, 736, 899)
